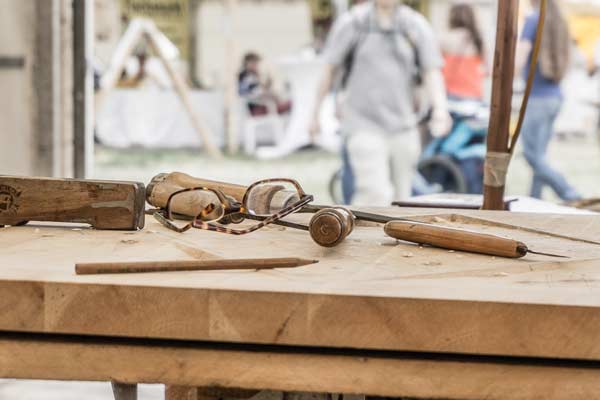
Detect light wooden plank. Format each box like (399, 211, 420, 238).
(1, 209, 600, 360)
(1, 334, 600, 400)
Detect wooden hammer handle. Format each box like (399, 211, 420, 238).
(384, 221, 528, 258)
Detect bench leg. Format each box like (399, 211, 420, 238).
(111, 382, 137, 400)
(165, 386, 198, 400)
(165, 386, 260, 400)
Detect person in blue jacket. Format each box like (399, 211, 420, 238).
(516, 0, 581, 201)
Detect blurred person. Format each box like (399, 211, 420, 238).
(238, 52, 291, 116)
(595, 39, 600, 140)
(311, 0, 451, 205)
(516, 0, 581, 201)
(440, 3, 486, 100)
(595, 39, 600, 74)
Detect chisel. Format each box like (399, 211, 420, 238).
(384, 220, 566, 259)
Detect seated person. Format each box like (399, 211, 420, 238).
(238, 52, 291, 116)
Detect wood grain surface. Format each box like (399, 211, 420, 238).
(1, 333, 600, 400)
(1, 208, 600, 361)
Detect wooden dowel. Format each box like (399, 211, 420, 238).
(76, 258, 318, 275)
(384, 221, 528, 258)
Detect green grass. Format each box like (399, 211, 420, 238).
(94, 133, 600, 204)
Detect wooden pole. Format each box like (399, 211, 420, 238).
(482, 0, 520, 210)
(224, 0, 240, 154)
(146, 23, 223, 159)
(73, 0, 94, 178)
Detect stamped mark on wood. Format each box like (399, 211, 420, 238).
(0, 185, 21, 214)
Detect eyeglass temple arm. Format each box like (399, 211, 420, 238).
(242, 214, 309, 232)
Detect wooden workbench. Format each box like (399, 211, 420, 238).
(1, 208, 600, 399)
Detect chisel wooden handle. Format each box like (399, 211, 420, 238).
(384, 220, 528, 258)
(0, 176, 145, 230)
(146, 180, 225, 218)
(146, 172, 297, 218)
(147, 172, 247, 206)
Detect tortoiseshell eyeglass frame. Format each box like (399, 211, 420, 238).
(154, 178, 313, 235)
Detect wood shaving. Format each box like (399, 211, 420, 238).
(423, 261, 442, 266)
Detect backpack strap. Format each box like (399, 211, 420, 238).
(395, 6, 423, 84)
(337, 7, 370, 89)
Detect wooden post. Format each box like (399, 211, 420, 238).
(73, 0, 94, 178)
(224, 0, 240, 154)
(482, 0, 520, 210)
(111, 382, 137, 400)
(34, 0, 61, 176)
(165, 386, 198, 400)
(145, 23, 223, 159)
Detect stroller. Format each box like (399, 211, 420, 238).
(329, 99, 489, 204)
(417, 99, 489, 195)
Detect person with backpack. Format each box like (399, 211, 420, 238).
(516, 0, 581, 201)
(310, 0, 451, 206)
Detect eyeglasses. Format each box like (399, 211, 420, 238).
(153, 178, 313, 235)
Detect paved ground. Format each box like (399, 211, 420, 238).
(2, 133, 599, 399)
(0, 381, 163, 399)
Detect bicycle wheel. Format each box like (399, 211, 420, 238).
(418, 155, 468, 194)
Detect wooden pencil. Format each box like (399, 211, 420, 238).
(75, 258, 318, 275)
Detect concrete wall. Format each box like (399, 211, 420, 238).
(0, 0, 35, 175)
(0, 0, 75, 177)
